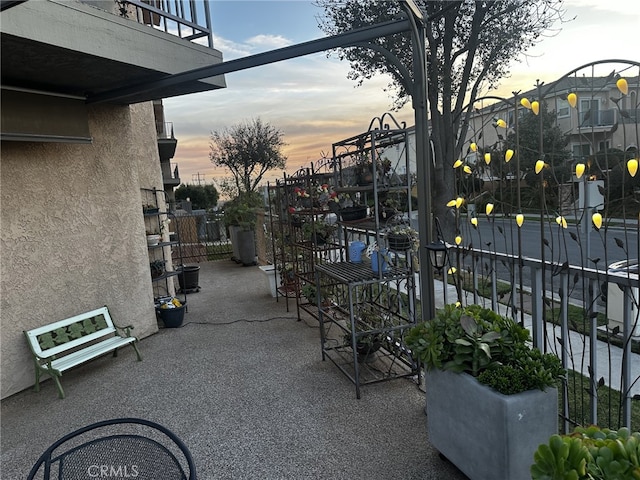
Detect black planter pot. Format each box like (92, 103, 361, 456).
(339, 206, 367, 222)
(178, 265, 200, 293)
(156, 304, 186, 328)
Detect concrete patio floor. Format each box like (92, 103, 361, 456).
(1, 260, 468, 479)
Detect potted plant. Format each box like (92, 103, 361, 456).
(302, 217, 336, 245)
(155, 297, 186, 328)
(531, 425, 640, 479)
(279, 262, 296, 291)
(344, 304, 387, 362)
(146, 229, 161, 246)
(406, 304, 564, 480)
(223, 192, 262, 266)
(149, 259, 166, 278)
(385, 223, 419, 253)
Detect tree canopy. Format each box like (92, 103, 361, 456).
(317, 0, 567, 237)
(175, 184, 219, 211)
(209, 118, 287, 195)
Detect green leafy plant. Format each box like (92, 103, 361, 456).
(302, 218, 336, 242)
(531, 426, 640, 480)
(406, 304, 564, 393)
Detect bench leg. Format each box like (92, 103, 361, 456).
(51, 373, 65, 399)
(33, 364, 41, 393)
(131, 342, 142, 361)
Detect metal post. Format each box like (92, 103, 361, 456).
(401, 2, 435, 323)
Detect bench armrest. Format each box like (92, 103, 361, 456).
(113, 323, 135, 337)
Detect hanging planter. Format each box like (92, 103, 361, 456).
(387, 233, 411, 251)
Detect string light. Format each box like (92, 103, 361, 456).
(505, 149, 514, 162)
(555, 216, 568, 228)
(575, 163, 585, 179)
(484, 153, 491, 165)
(470, 217, 478, 227)
(592, 212, 602, 230)
(616, 78, 628, 95)
(496, 119, 507, 128)
(567, 93, 577, 108)
(516, 213, 524, 227)
(531, 101, 540, 115)
(455, 235, 462, 245)
(520, 98, 531, 109)
(535, 160, 545, 174)
(485, 203, 494, 215)
(453, 159, 463, 168)
(470, 142, 478, 152)
(463, 165, 472, 174)
(628, 158, 638, 177)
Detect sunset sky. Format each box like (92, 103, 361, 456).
(163, 0, 640, 189)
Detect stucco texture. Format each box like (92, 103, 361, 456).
(1, 102, 163, 399)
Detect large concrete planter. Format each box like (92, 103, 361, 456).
(425, 369, 557, 480)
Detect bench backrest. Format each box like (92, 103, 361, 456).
(24, 306, 117, 359)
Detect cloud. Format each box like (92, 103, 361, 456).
(245, 34, 292, 49)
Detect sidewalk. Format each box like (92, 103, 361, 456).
(1, 261, 468, 480)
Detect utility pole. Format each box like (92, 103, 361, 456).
(192, 172, 205, 185)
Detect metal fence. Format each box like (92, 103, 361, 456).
(172, 211, 231, 264)
(437, 232, 639, 432)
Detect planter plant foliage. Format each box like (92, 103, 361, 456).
(406, 304, 565, 480)
(406, 303, 564, 393)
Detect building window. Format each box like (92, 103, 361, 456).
(571, 143, 591, 162)
(557, 98, 570, 118)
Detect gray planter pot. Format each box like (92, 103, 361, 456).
(425, 369, 557, 480)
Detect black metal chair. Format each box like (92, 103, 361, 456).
(27, 418, 196, 480)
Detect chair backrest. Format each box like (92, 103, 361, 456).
(27, 418, 196, 480)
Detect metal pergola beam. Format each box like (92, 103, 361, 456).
(87, 17, 411, 104)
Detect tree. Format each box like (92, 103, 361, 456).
(209, 118, 287, 195)
(317, 0, 566, 237)
(175, 184, 219, 211)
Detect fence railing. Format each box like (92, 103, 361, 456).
(441, 244, 639, 432)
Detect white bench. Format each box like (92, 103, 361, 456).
(24, 306, 142, 399)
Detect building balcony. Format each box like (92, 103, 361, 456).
(1, 0, 225, 104)
(162, 161, 181, 188)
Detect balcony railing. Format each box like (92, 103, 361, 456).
(578, 108, 616, 127)
(119, 0, 214, 48)
(156, 121, 175, 139)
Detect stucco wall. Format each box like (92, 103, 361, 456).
(0, 102, 163, 399)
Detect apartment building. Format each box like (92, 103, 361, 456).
(0, 0, 225, 398)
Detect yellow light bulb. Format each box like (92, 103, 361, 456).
(455, 235, 462, 245)
(555, 216, 568, 229)
(454, 301, 461, 308)
(446, 199, 457, 207)
(592, 212, 602, 230)
(628, 158, 638, 177)
(455, 197, 464, 209)
(575, 163, 585, 179)
(535, 160, 545, 174)
(470, 217, 478, 227)
(567, 93, 577, 108)
(496, 119, 507, 128)
(505, 149, 514, 162)
(520, 98, 531, 109)
(484, 153, 491, 165)
(516, 214, 524, 227)
(448, 267, 457, 275)
(463, 165, 472, 174)
(616, 78, 628, 95)
(531, 101, 540, 115)
(485, 203, 494, 215)
(470, 142, 477, 152)
(453, 159, 463, 169)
